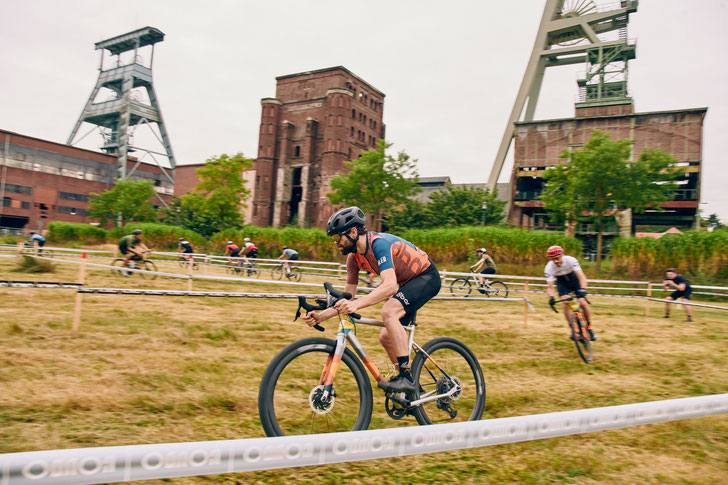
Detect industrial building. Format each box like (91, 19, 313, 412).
(250, 66, 385, 228)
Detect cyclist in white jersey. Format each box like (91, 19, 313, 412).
(544, 245, 596, 341)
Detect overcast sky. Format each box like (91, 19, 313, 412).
(2, 0, 726, 220)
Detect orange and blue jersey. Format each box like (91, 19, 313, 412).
(346, 232, 431, 287)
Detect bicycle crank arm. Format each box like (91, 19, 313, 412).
(386, 393, 411, 408)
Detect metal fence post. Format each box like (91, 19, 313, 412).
(524, 280, 529, 328)
(645, 282, 652, 317)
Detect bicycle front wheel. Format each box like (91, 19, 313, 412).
(139, 260, 158, 280)
(410, 337, 486, 425)
(449, 278, 472, 297)
(570, 314, 593, 363)
(289, 267, 302, 282)
(271, 266, 284, 280)
(178, 258, 187, 269)
(258, 337, 373, 437)
(485, 281, 509, 298)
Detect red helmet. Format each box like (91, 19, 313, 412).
(546, 245, 563, 258)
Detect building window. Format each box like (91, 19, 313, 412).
(2, 197, 10, 207)
(5, 183, 32, 194)
(352, 109, 356, 119)
(59, 191, 90, 202)
(58, 206, 89, 216)
(351, 127, 355, 137)
(21, 201, 30, 209)
(294, 146, 301, 157)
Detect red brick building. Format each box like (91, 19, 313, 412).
(510, 105, 707, 234)
(251, 66, 386, 228)
(0, 129, 174, 233)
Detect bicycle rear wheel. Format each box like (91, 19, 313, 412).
(258, 337, 373, 437)
(139, 260, 158, 280)
(110, 258, 131, 277)
(485, 281, 509, 298)
(410, 337, 486, 425)
(570, 314, 593, 363)
(449, 278, 472, 297)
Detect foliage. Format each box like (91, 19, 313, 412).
(386, 186, 505, 231)
(107, 223, 207, 250)
(193, 153, 254, 232)
(610, 230, 728, 280)
(46, 222, 107, 243)
(13, 255, 56, 273)
(398, 225, 581, 266)
(701, 213, 724, 230)
(210, 225, 340, 261)
(541, 130, 684, 269)
(328, 140, 420, 229)
(87, 178, 158, 227)
(159, 194, 220, 238)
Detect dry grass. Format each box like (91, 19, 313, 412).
(1, 251, 727, 484)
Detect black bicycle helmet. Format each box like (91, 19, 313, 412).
(132, 229, 143, 235)
(326, 206, 366, 236)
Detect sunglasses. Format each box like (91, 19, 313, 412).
(332, 233, 344, 243)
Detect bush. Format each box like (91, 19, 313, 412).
(211, 226, 340, 260)
(14, 255, 56, 273)
(108, 223, 207, 250)
(399, 226, 581, 265)
(47, 222, 107, 244)
(611, 231, 728, 280)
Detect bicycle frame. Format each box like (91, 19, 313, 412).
(553, 297, 589, 341)
(318, 313, 460, 409)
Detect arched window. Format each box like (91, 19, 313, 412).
(294, 145, 301, 157)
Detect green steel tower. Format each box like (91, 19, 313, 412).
(488, 0, 638, 190)
(67, 27, 176, 184)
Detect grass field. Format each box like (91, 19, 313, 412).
(1, 251, 727, 484)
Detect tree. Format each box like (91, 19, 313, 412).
(541, 130, 685, 270)
(385, 199, 429, 232)
(194, 153, 253, 232)
(328, 140, 420, 229)
(88, 178, 157, 227)
(426, 185, 505, 227)
(159, 194, 219, 237)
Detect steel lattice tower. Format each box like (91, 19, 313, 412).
(487, 0, 638, 190)
(68, 27, 176, 184)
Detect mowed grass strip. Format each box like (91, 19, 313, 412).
(1, 256, 727, 484)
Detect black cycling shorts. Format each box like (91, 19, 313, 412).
(246, 249, 258, 258)
(183, 248, 193, 254)
(670, 289, 692, 300)
(119, 245, 129, 255)
(556, 272, 581, 296)
(288, 254, 299, 261)
(392, 261, 441, 326)
(230, 248, 241, 258)
(480, 267, 496, 275)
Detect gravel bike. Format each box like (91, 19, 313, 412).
(111, 251, 158, 279)
(225, 259, 260, 278)
(449, 270, 508, 298)
(271, 262, 301, 282)
(22, 242, 54, 258)
(550, 296, 593, 363)
(177, 254, 199, 271)
(258, 282, 486, 437)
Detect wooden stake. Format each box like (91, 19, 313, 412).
(645, 282, 652, 317)
(187, 255, 194, 291)
(524, 280, 529, 328)
(71, 252, 87, 334)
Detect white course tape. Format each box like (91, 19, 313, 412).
(1, 393, 726, 485)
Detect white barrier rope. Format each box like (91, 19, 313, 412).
(646, 298, 728, 311)
(1, 393, 726, 485)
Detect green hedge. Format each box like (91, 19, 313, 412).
(611, 230, 728, 279)
(106, 223, 207, 250)
(47, 222, 107, 244)
(211, 226, 340, 260)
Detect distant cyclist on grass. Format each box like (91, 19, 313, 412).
(28, 231, 46, 253)
(470, 247, 496, 294)
(278, 246, 299, 275)
(302, 206, 441, 394)
(544, 245, 596, 341)
(118, 229, 150, 269)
